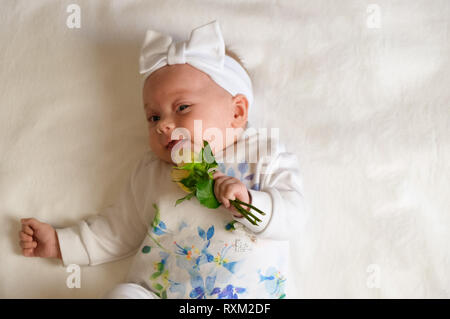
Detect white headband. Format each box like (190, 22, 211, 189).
(139, 20, 253, 110)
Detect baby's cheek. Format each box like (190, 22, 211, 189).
(148, 136, 161, 153)
(178, 114, 227, 148)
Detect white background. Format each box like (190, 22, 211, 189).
(0, 0, 449, 298)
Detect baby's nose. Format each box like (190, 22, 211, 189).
(156, 120, 175, 134)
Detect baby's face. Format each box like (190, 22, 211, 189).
(143, 64, 248, 164)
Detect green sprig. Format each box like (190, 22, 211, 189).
(172, 140, 266, 225)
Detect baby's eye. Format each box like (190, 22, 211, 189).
(147, 115, 160, 123)
(177, 104, 191, 112)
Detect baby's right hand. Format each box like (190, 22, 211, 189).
(19, 218, 62, 260)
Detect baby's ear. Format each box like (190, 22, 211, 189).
(231, 94, 249, 128)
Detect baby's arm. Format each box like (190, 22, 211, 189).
(229, 144, 306, 241)
(53, 155, 154, 267)
(247, 150, 305, 240)
(19, 153, 155, 267)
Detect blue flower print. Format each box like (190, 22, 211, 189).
(188, 273, 246, 299)
(178, 221, 188, 231)
(189, 273, 220, 299)
(218, 163, 226, 173)
(219, 161, 255, 189)
(195, 226, 215, 267)
(213, 244, 239, 274)
(236, 161, 255, 183)
(151, 204, 167, 236)
(244, 173, 254, 181)
(174, 225, 215, 269)
(216, 284, 246, 299)
(258, 267, 286, 299)
(174, 241, 191, 259)
(168, 279, 186, 298)
(198, 226, 214, 241)
(225, 220, 237, 231)
(238, 162, 248, 176)
(153, 221, 167, 235)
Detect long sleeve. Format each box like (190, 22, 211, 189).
(55, 152, 156, 267)
(232, 143, 307, 241)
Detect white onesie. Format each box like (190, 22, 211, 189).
(55, 124, 306, 299)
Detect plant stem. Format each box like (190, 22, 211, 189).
(232, 198, 266, 216)
(233, 202, 262, 222)
(230, 201, 261, 225)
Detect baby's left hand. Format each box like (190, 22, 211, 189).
(212, 171, 251, 218)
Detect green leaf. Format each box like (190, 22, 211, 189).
(174, 162, 195, 171)
(141, 246, 151, 254)
(175, 192, 195, 206)
(153, 283, 164, 291)
(196, 179, 220, 209)
(180, 175, 198, 189)
(175, 198, 185, 206)
(151, 271, 161, 279)
(151, 204, 161, 228)
(202, 140, 217, 167)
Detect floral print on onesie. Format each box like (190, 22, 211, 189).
(126, 157, 289, 299)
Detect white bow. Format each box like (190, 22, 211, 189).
(139, 20, 253, 109)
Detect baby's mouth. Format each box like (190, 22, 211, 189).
(166, 139, 182, 151)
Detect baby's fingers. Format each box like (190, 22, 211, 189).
(20, 240, 37, 249)
(213, 176, 228, 204)
(21, 218, 41, 231)
(19, 231, 33, 242)
(212, 171, 225, 179)
(220, 197, 231, 209)
(21, 223, 34, 236)
(22, 248, 35, 257)
(215, 179, 235, 208)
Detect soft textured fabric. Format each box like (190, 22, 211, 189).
(1, 0, 449, 298)
(140, 20, 254, 111)
(55, 125, 303, 298)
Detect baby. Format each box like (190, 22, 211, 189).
(18, 20, 305, 299)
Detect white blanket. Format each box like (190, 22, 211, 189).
(1, 0, 449, 298)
